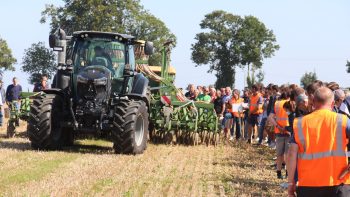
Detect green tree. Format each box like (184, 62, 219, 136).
(300, 71, 317, 88)
(0, 37, 17, 74)
(246, 67, 264, 88)
(346, 60, 350, 73)
(256, 69, 265, 83)
(21, 42, 56, 84)
(40, 0, 176, 66)
(191, 11, 279, 88)
(238, 16, 279, 71)
(191, 11, 242, 88)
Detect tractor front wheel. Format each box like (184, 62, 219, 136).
(112, 100, 149, 154)
(27, 94, 64, 150)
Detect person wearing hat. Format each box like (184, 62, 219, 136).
(0, 80, 5, 126)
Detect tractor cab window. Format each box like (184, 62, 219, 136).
(74, 39, 126, 78)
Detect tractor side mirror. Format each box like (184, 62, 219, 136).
(49, 29, 66, 52)
(49, 34, 57, 48)
(144, 41, 154, 55)
(49, 34, 63, 51)
(123, 64, 134, 77)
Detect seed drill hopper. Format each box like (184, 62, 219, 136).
(136, 41, 219, 145)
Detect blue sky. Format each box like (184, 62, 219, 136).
(0, 0, 349, 91)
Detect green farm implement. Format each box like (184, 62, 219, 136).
(137, 41, 220, 145)
(7, 92, 38, 137)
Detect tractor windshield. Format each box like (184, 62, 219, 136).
(73, 39, 126, 78)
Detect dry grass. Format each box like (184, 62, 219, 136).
(0, 120, 287, 196)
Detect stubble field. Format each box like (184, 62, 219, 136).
(0, 121, 286, 197)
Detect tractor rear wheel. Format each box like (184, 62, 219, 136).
(112, 100, 149, 154)
(27, 94, 64, 150)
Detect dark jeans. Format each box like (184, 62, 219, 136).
(221, 111, 229, 129)
(258, 117, 267, 143)
(247, 114, 262, 127)
(243, 112, 248, 139)
(0, 106, 3, 126)
(230, 116, 241, 139)
(297, 184, 350, 197)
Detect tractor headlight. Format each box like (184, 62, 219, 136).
(77, 75, 88, 84)
(94, 77, 107, 86)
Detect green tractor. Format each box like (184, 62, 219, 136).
(27, 29, 154, 154)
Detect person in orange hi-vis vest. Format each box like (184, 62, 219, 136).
(247, 84, 264, 144)
(227, 89, 244, 140)
(268, 90, 291, 179)
(287, 87, 350, 197)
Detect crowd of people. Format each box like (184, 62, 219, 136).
(185, 81, 350, 197)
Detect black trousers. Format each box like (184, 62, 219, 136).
(297, 184, 350, 197)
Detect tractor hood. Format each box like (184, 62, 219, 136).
(76, 66, 112, 101)
(77, 66, 111, 84)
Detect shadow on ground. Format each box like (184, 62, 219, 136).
(214, 141, 285, 197)
(216, 166, 286, 197)
(0, 137, 114, 154)
(0, 140, 31, 150)
(62, 143, 114, 154)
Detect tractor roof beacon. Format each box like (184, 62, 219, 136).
(27, 29, 154, 154)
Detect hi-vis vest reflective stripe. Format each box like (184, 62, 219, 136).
(274, 99, 289, 134)
(249, 93, 263, 114)
(294, 109, 350, 187)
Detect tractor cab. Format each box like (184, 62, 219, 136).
(70, 31, 134, 95)
(71, 32, 134, 78)
(50, 30, 153, 95)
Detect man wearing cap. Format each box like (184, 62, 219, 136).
(287, 87, 350, 197)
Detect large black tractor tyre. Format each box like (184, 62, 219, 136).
(27, 94, 64, 150)
(113, 100, 149, 154)
(62, 128, 74, 146)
